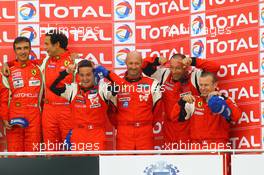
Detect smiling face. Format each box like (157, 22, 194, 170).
(199, 75, 217, 97)
(14, 41, 30, 63)
(169, 58, 186, 81)
(44, 36, 59, 57)
(125, 51, 142, 79)
(78, 67, 94, 88)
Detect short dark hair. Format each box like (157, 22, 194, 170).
(13, 36, 31, 50)
(77, 60, 94, 73)
(171, 53, 186, 60)
(45, 29, 68, 49)
(200, 71, 218, 83)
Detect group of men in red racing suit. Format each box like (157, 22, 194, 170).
(0, 33, 241, 153)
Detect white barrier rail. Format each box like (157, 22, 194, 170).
(0, 149, 263, 156)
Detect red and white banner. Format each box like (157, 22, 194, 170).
(0, 0, 263, 151)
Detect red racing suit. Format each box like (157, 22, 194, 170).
(109, 72, 162, 150)
(40, 51, 74, 150)
(2, 60, 42, 152)
(142, 57, 220, 147)
(171, 95, 241, 149)
(50, 70, 114, 151)
(0, 73, 9, 121)
(7, 51, 74, 150)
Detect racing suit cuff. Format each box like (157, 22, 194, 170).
(60, 70, 69, 77)
(191, 57, 197, 66)
(178, 98, 186, 107)
(153, 57, 161, 66)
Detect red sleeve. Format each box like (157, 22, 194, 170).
(0, 78, 9, 120)
(142, 56, 159, 69)
(226, 98, 242, 123)
(142, 56, 162, 76)
(195, 58, 220, 74)
(108, 71, 125, 86)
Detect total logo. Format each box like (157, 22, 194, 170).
(116, 25, 133, 42)
(261, 102, 264, 125)
(208, 36, 258, 55)
(29, 48, 39, 60)
(20, 26, 36, 41)
(230, 135, 260, 149)
(191, 0, 205, 12)
(208, 0, 240, 6)
(39, 4, 111, 19)
(40, 26, 111, 42)
(259, 3, 264, 26)
(18, 24, 40, 46)
(237, 110, 260, 126)
(261, 78, 264, 100)
(114, 0, 135, 20)
(260, 53, 264, 76)
(217, 61, 258, 78)
(29, 50, 37, 60)
(206, 12, 258, 29)
(220, 85, 259, 101)
(260, 29, 264, 51)
(137, 47, 186, 59)
(136, 23, 189, 41)
(135, 0, 189, 17)
(114, 23, 135, 44)
(18, 1, 39, 22)
(0, 31, 14, 43)
(191, 14, 205, 36)
(191, 38, 206, 58)
(0, 6, 15, 20)
(114, 47, 135, 68)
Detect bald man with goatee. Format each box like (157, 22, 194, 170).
(116, 51, 162, 150)
(95, 51, 162, 150)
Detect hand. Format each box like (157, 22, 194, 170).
(184, 103, 194, 120)
(2, 64, 10, 77)
(94, 65, 109, 78)
(182, 57, 192, 69)
(66, 64, 76, 74)
(208, 95, 231, 121)
(93, 65, 109, 85)
(207, 91, 222, 101)
(70, 52, 79, 62)
(182, 94, 195, 103)
(3, 120, 12, 130)
(158, 56, 168, 65)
